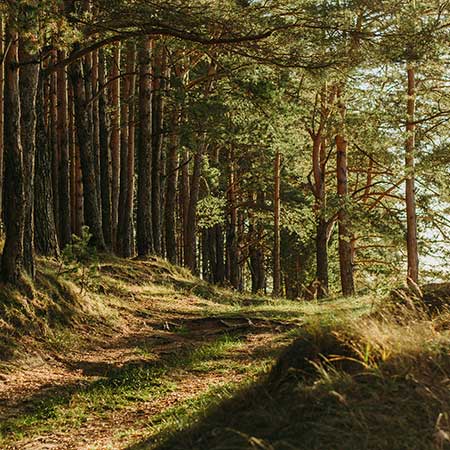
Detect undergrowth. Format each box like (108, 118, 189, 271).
(148, 305, 450, 450)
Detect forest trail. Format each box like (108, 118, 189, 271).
(0, 265, 303, 450)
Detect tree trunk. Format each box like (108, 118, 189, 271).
(98, 48, 112, 249)
(405, 65, 419, 285)
(165, 108, 180, 264)
(127, 45, 137, 256)
(57, 50, 72, 248)
(137, 38, 153, 257)
(226, 148, 240, 289)
(69, 82, 77, 233)
(316, 217, 329, 297)
(273, 151, 281, 296)
(35, 72, 60, 257)
(0, 16, 4, 222)
(19, 44, 39, 278)
(92, 49, 101, 212)
(214, 224, 225, 284)
(336, 86, 355, 296)
(185, 145, 204, 273)
(312, 132, 329, 298)
(50, 51, 59, 244)
(151, 43, 166, 256)
(180, 148, 190, 265)
(1, 26, 25, 283)
(110, 45, 121, 249)
(117, 42, 135, 257)
(69, 56, 105, 250)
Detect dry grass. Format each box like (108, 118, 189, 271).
(151, 302, 450, 450)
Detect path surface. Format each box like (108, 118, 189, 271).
(0, 289, 294, 450)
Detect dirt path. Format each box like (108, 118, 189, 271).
(0, 293, 293, 450)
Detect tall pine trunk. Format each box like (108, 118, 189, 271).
(226, 148, 240, 289)
(336, 86, 355, 296)
(137, 38, 153, 257)
(185, 144, 204, 273)
(98, 49, 112, 249)
(273, 151, 281, 296)
(35, 72, 60, 257)
(405, 65, 419, 285)
(117, 41, 135, 257)
(110, 45, 121, 249)
(0, 16, 4, 222)
(57, 50, 72, 248)
(69, 55, 105, 250)
(19, 44, 39, 278)
(1, 25, 25, 283)
(312, 132, 329, 298)
(165, 108, 180, 263)
(151, 43, 166, 255)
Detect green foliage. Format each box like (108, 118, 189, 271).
(60, 227, 99, 294)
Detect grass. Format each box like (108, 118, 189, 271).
(1, 255, 449, 449)
(145, 305, 450, 450)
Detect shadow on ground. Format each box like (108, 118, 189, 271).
(0, 315, 293, 441)
(127, 326, 450, 450)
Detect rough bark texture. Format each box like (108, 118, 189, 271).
(273, 151, 281, 296)
(165, 108, 180, 263)
(405, 65, 419, 285)
(98, 49, 112, 249)
(117, 42, 135, 257)
(226, 148, 240, 290)
(151, 44, 166, 256)
(214, 224, 225, 284)
(336, 87, 355, 296)
(2, 27, 25, 283)
(185, 145, 204, 273)
(50, 51, 60, 244)
(57, 50, 72, 249)
(312, 132, 329, 298)
(180, 148, 190, 265)
(110, 45, 121, 249)
(19, 44, 39, 278)
(137, 38, 153, 257)
(0, 16, 4, 221)
(35, 72, 60, 257)
(69, 56, 105, 250)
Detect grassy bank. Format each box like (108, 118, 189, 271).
(1, 256, 449, 449)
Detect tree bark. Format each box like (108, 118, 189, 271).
(50, 51, 59, 244)
(117, 41, 135, 257)
(313, 132, 329, 298)
(137, 38, 154, 257)
(273, 151, 281, 296)
(405, 65, 419, 285)
(0, 16, 4, 222)
(226, 148, 240, 289)
(336, 86, 355, 296)
(35, 72, 60, 257)
(151, 43, 166, 256)
(165, 108, 180, 263)
(19, 44, 39, 278)
(57, 50, 72, 248)
(185, 144, 204, 273)
(1, 26, 25, 283)
(110, 45, 121, 249)
(69, 55, 105, 250)
(98, 49, 112, 249)
(180, 148, 190, 265)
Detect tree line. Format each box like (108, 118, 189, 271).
(0, 0, 449, 297)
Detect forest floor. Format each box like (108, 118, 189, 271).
(0, 258, 449, 450)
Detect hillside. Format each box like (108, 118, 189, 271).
(1, 258, 449, 450)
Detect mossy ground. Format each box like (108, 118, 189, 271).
(1, 256, 448, 450)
